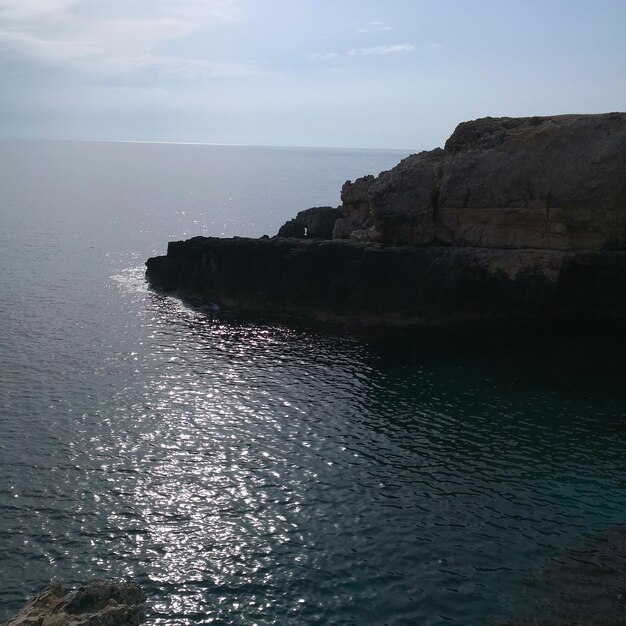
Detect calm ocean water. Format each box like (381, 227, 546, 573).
(0, 139, 625, 625)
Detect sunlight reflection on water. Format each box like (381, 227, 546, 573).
(89, 269, 378, 623)
(1, 264, 625, 624)
(71, 268, 625, 624)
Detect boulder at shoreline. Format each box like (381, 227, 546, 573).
(2, 579, 146, 626)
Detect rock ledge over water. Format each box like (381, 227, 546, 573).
(2, 579, 146, 626)
(146, 113, 626, 327)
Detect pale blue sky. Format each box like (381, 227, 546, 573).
(1, 0, 624, 149)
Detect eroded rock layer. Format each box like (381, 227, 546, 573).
(146, 236, 626, 326)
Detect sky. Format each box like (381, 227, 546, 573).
(0, 0, 624, 149)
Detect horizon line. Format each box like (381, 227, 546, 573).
(0, 135, 419, 153)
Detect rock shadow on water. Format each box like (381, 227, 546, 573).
(497, 525, 626, 625)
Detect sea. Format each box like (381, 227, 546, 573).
(0, 139, 625, 625)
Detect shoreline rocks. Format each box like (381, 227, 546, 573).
(146, 236, 626, 327)
(146, 112, 626, 328)
(2, 579, 146, 626)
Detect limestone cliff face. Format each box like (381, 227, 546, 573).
(286, 113, 626, 251)
(147, 113, 626, 327)
(333, 175, 376, 241)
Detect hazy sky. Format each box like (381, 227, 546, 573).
(1, 0, 624, 149)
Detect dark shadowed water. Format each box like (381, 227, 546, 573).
(0, 140, 625, 625)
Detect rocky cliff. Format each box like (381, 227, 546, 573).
(146, 113, 626, 327)
(302, 113, 626, 249)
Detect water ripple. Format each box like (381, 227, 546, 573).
(2, 142, 626, 624)
(1, 267, 625, 624)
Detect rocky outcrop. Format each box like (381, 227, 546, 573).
(437, 114, 626, 250)
(368, 149, 445, 245)
(332, 175, 376, 240)
(146, 236, 626, 326)
(146, 113, 626, 327)
(276, 206, 342, 239)
(324, 113, 626, 249)
(2, 579, 146, 626)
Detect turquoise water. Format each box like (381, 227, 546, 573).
(0, 140, 624, 624)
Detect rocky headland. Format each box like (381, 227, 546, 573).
(1, 579, 146, 626)
(146, 113, 626, 327)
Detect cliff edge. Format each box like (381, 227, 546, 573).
(289, 112, 626, 250)
(146, 113, 626, 327)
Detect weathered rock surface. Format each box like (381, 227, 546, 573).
(368, 148, 444, 245)
(146, 236, 626, 326)
(146, 113, 626, 327)
(436, 114, 626, 251)
(2, 579, 146, 626)
(332, 175, 376, 240)
(305, 112, 626, 249)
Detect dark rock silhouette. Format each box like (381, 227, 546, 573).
(147, 113, 626, 327)
(277, 206, 342, 239)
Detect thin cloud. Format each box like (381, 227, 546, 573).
(307, 52, 340, 61)
(348, 44, 415, 56)
(357, 23, 392, 34)
(0, 0, 249, 78)
(0, 0, 75, 20)
(308, 42, 415, 63)
(0, 29, 101, 62)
